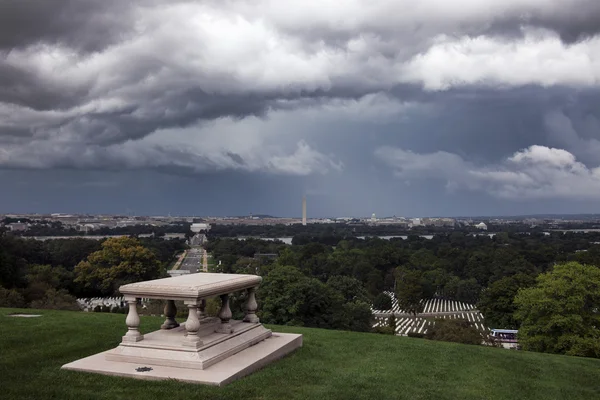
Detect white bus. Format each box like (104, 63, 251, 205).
(490, 329, 519, 349)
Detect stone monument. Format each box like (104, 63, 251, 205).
(62, 273, 302, 386)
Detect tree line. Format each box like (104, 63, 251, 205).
(205, 232, 600, 357)
(0, 234, 188, 309)
(1, 228, 598, 358)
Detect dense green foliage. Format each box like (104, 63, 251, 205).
(201, 231, 600, 356)
(259, 265, 372, 331)
(395, 268, 427, 316)
(3, 226, 600, 358)
(2, 308, 600, 400)
(373, 292, 392, 310)
(479, 273, 536, 329)
(515, 262, 600, 358)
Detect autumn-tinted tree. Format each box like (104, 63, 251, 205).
(515, 262, 600, 358)
(74, 237, 162, 296)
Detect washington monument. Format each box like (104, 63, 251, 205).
(302, 196, 307, 226)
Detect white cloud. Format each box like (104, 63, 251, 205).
(402, 28, 600, 90)
(376, 144, 600, 199)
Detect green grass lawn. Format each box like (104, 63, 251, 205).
(1, 308, 599, 400)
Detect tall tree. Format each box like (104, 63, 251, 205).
(74, 237, 162, 296)
(258, 264, 334, 327)
(478, 273, 535, 329)
(514, 262, 600, 358)
(395, 268, 425, 316)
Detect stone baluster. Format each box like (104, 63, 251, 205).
(243, 287, 260, 323)
(183, 301, 203, 347)
(197, 298, 209, 322)
(122, 297, 143, 342)
(161, 300, 179, 329)
(216, 294, 233, 334)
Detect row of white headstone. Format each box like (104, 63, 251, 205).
(372, 312, 489, 336)
(370, 291, 477, 314)
(76, 297, 152, 311)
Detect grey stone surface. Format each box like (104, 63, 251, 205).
(62, 332, 302, 386)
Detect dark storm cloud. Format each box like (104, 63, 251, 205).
(467, 2, 600, 44)
(531, 6, 600, 43)
(0, 63, 88, 110)
(0, 0, 136, 52)
(0, 0, 599, 178)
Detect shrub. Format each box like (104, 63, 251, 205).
(373, 292, 393, 311)
(407, 332, 425, 339)
(425, 319, 482, 345)
(30, 288, 80, 311)
(388, 314, 396, 331)
(372, 326, 395, 335)
(0, 286, 26, 308)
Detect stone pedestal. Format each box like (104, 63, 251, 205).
(61, 273, 302, 386)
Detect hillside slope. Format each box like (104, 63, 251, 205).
(1, 308, 599, 400)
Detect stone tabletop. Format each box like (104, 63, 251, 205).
(119, 273, 262, 300)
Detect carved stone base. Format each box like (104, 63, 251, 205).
(215, 323, 233, 334)
(106, 320, 271, 370)
(243, 314, 260, 323)
(161, 321, 180, 330)
(121, 334, 144, 343)
(61, 331, 302, 386)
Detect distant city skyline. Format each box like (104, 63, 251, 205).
(4, 208, 600, 221)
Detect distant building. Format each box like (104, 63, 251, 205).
(190, 223, 210, 233)
(167, 270, 191, 277)
(164, 233, 186, 240)
(371, 213, 377, 223)
(116, 220, 145, 227)
(77, 223, 105, 232)
(475, 222, 488, 230)
(7, 222, 28, 232)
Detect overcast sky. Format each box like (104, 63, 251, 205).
(2, 0, 600, 217)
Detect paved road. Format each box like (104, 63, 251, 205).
(202, 249, 208, 272)
(179, 248, 203, 273)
